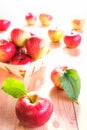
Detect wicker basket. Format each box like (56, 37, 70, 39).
(0, 51, 51, 79)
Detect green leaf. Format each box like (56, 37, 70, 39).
(1, 77, 27, 98)
(60, 69, 81, 102)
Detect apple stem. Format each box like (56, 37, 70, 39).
(28, 94, 38, 103)
(71, 29, 74, 35)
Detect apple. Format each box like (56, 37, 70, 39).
(63, 31, 81, 48)
(16, 92, 53, 127)
(10, 28, 30, 47)
(50, 66, 81, 102)
(10, 53, 33, 65)
(48, 28, 64, 42)
(25, 12, 37, 26)
(0, 19, 11, 31)
(0, 39, 16, 62)
(26, 37, 49, 60)
(1, 78, 53, 128)
(71, 18, 85, 31)
(39, 13, 53, 26)
(51, 66, 68, 89)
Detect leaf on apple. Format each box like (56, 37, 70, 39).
(1, 78, 27, 98)
(60, 69, 81, 103)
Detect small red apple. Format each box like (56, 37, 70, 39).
(10, 28, 30, 47)
(71, 18, 85, 30)
(48, 28, 64, 42)
(1, 78, 53, 128)
(51, 66, 68, 89)
(63, 31, 81, 48)
(39, 13, 53, 26)
(25, 12, 37, 26)
(15, 92, 53, 127)
(10, 53, 33, 65)
(26, 37, 49, 60)
(0, 19, 11, 31)
(0, 39, 16, 62)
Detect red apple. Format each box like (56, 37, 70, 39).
(0, 39, 16, 62)
(10, 28, 30, 47)
(25, 12, 37, 26)
(0, 19, 11, 31)
(51, 66, 68, 89)
(1, 78, 53, 128)
(26, 37, 49, 60)
(39, 13, 53, 26)
(48, 28, 64, 42)
(71, 18, 85, 30)
(15, 92, 53, 127)
(10, 53, 33, 65)
(63, 31, 81, 48)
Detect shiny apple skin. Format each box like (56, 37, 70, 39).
(10, 53, 33, 65)
(26, 37, 49, 60)
(11, 28, 30, 47)
(0, 19, 11, 31)
(0, 39, 16, 62)
(15, 95, 53, 128)
(51, 66, 68, 89)
(63, 34, 81, 48)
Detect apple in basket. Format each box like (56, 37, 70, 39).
(25, 36, 50, 60)
(1, 78, 53, 128)
(0, 39, 16, 62)
(10, 28, 30, 47)
(25, 12, 37, 26)
(10, 53, 33, 65)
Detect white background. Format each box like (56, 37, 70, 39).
(0, 0, 87, 23)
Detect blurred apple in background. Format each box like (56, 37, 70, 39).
(63, 31, 81, 48)
(25, 12, 37, 26)
(10, 28, 30, 47)
(26, 37, 49, 60)
(0, 19, 11, 31)
(39, 13, 53, 26)
(48, 28, 64, 43)
(0, 39, 16, 62)
(71, 18, 86, 31)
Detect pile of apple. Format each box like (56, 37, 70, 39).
(0, 28, 50, 65)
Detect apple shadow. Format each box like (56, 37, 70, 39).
(49, 86, 73, 103)
(26, 66, 46, 92)
(63, 46, 81, 57)
(15, 121, 48, 130)
(49, 41, 62, 49)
